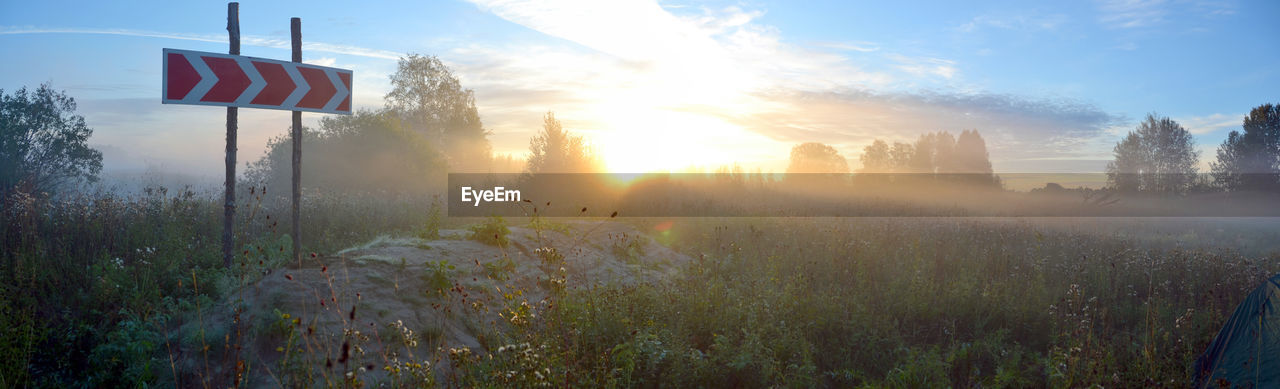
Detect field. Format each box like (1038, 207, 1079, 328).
(2, 188, 1278, 387)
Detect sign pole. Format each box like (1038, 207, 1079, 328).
(223, 2, 239, 269)
(162, 7, 349, 270)
(291, 17, 302, 266)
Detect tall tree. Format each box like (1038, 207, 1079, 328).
(786, 142, 849, 174)
(1106, 113, 1198, 194)
(889, 142, 914, 171)
(1211, 103, 1280, 191)
(0, 84, 102, 197)
(385, 54, 491, 172)
(858, 139, 891, 173)
(902, 131, 958, 173)
(952, 129, 993, 174)
(907, 133, 937, 173)
(526, 112, 598, 173)
(931, 132, 958, 173)
(1211, 131, 1248, 191)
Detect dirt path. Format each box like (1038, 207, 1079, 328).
(170, 220, 690, 386)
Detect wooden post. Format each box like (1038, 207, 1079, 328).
(223, 2, 239, 269)
(291, 17, 302, 265)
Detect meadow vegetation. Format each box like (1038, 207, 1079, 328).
(0, 187, 434, 386)
(447, 217, 1278, 387)
(4, 182, 1277, 387)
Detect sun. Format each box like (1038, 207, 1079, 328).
(596, 110, 749, 173)
(583, 62, 780, 174)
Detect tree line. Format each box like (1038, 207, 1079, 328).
(782, 129, 998, 188)
(1101, 105, 1279, 194)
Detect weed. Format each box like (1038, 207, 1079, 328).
(468, 215, 510, 247)
(423, 260, 456, 295)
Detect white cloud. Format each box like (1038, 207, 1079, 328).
(466, 0, 894, 93)
(812, 41, 880, 52)
(1177, 112, 1241, 135)
(305, 57, 337, 67)
(886, 54, 958, 80)
(1097, 0, 1168, 28)
(958, 13, 1069, 33)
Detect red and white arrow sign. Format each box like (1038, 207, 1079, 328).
(162, 48, 352, 115)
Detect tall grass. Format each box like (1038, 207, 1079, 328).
(450, 218, 1278, 387)
(4, 183, 1276, 387)
(0, 186, 434, 387)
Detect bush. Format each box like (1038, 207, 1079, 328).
(468, 215, 510, 247)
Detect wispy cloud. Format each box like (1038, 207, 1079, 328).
(812, 41, 880, 53)
(0, 27, 402, 60)
(306, 57, 337, 67)
(715, 90, 1124, 162)
(885, 54, 958, 80)
(466, 0, 894, 92)
(1177, 112, 1240, 135)
(958, 13, 1069, 33)
(1097, 0, 1168, 28)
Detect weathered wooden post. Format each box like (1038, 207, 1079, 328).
(291, 17, 302, 266)
(223, 2, 239, 268)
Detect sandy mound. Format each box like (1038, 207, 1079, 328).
(169, 220, 690, 386)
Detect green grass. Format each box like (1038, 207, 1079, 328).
(3, 185, 1276, 387)
(0, 186, 438, 387)
(450, 218, 1278, 387)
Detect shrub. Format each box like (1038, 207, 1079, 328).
(468, 215, 510, 247)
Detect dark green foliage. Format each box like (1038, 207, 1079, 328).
(0, 83, 103, 198)
(423, 260, 456, 294)
(1212, 103, 1280, 191)
(1107, 113, 1200, 194)
(0, 187, 224, 386)
(0, 187, 437, 387)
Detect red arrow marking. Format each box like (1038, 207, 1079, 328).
(249, 61, 296, 106)
(200, 57, 250, 103)
(166, 53, 200, 100)
(337, 72, 352, 112)
(296, 67, 336, 109)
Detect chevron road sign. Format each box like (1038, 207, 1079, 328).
(162, 48, 352, 114)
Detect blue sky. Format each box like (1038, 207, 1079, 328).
(2, 0, 1276, 178)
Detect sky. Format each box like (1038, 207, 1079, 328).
(1, 0, 1277, 181)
